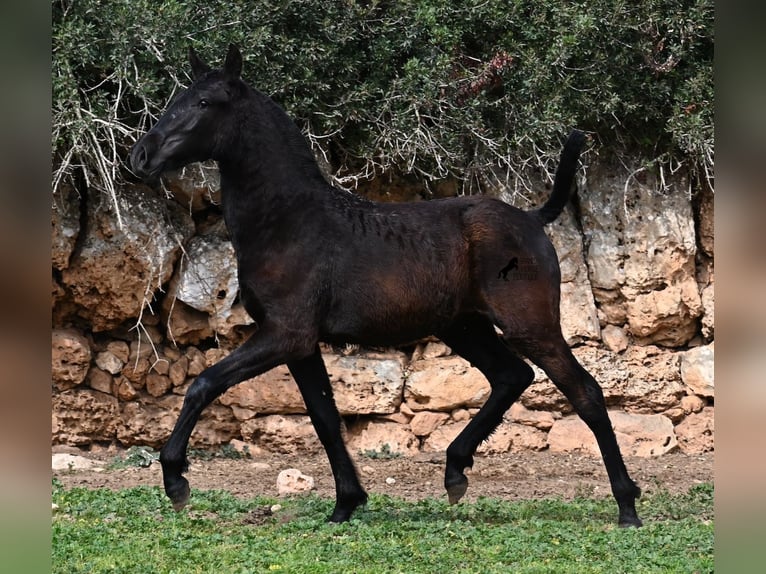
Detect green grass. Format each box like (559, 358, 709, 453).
(52, 480, 713, 574)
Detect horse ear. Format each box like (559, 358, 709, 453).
(189, 47, 211, 79)
(223, 44, 243, 79)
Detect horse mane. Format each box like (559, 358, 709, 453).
(248, 86, 331, 189)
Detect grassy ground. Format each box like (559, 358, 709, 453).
(52, 480, 713, 573)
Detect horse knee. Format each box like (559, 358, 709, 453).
(183, 371, 219, 411)
(491, 360, 534, 397)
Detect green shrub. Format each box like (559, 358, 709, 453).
(52, 0, 713, 196)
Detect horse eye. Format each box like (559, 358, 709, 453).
(199, 99, 209, 108)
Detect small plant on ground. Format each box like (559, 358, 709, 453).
(107, 446, 159, 469)
(361, 443, 403, 460)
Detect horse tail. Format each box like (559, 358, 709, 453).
(534, 130, 586, 225)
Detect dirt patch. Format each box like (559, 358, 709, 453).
(52, 446, 712, 505)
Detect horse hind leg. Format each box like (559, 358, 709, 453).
(439, 316, 535, 504)
(518, 334, 643, 527)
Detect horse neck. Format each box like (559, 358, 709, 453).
(215, 89, 329, 245)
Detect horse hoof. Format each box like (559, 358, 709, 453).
(328, 491, 368, 523)
(618, 515, 643, 528)
(329, 509, 352, 523)
(446, 478, 468, 505)
(167, 478, 190, 512)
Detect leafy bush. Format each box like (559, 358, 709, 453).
(53, 0, 713, 197)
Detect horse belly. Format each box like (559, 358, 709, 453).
(322, 273, 462, 346)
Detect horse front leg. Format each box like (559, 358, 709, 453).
(160, 327, 294, 511)
(288, 347, 368, 522)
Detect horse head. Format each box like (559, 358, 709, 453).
(130, 44, 244, 180)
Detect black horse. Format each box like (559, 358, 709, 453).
(131, 45, 642, 527)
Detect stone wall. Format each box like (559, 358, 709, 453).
(51, 159, 714, 458)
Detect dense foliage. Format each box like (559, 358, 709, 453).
(53, 0, 713, 196)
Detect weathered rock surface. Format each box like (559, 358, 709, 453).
(346, 419, 420, 456)
(221, 353, 407, 416)
(680, 343, 715, 398)
(579, 162, 702, 346)
(60, 184, 194, 331)
(52, 389, 119, 445)
(240, 415, 321, 453)
(547, 411, 677, 457)
(405, 357, 490, 412)
(52, 453, 102, 471)
(51, 183, 80, 271)
(674, 407, 714, 454)
(521, 345, 685, 414)
(170, 234, 244, 332)
(276, 468, 315, 496)
(161, 161, 221, 213)
(409, 411, 450, 437)
(52, 329, 91, 390)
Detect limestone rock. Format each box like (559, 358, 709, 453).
(547, 411, 677, 457)
(60, 184, 194, 331)
(194, 404, 241, 447)
(222, 353, 407, 416)
(700, 282, 714, 340)
(579, 162, 701, 346)
(277, 469, 315, 496)
(169, 356, 189, 387)
(422, 421, 469, 452)
(86, 367, 113, 394)
(52, 329, 91, 390)
(95, 350, 123, 375)
(625, 279, 702, 346)
(696, 184, 714, 257)
(405, 357, 490, 412)
(326, 353, 407, 415)
(220, 365, 304, 415)
(675, 407, 714, 454)
(241, 415, 321, 454)
(107, 341, 130, 363)
(421, 341, 451, 359)
(546, 214, 601, 344)
(521, 345, 684, 414)
(163, 298, 214, 345)
(51, 183, 80, 271)
(681, 343, 714, 398)
(52, 453, 102, 471)
(409, 411, 450, 437)
(172, 234, 241, 323)
(346, 419, 420, 456)
(680, 394, 705, 414)
(52, 389, 119, 445)
(476, 422, 548, 454)
(508, 403, 556, 430)
(145, 373, 172, 397)
(161, 161, 221, 213)
(116, 395, 181, 447)
(601, 325, 629, 353)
